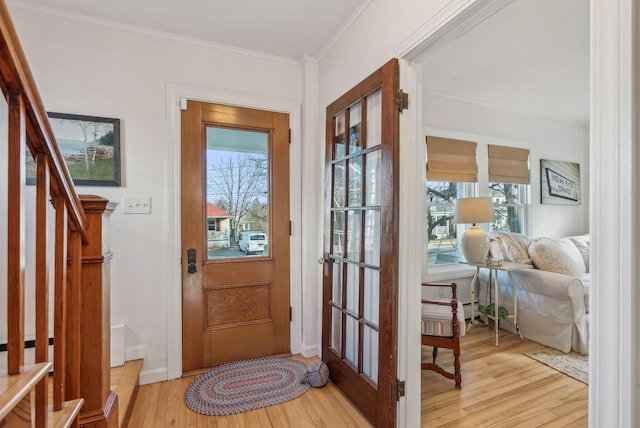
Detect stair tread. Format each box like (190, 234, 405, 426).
(48, 398, 84, 428)
(114, 359, 143, 428)
(0, 362, 52, 420)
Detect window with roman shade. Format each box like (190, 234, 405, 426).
(487, 145, 530, 235)
(488, 145, 530, 184)
(426, 136, 478, 182)
(425, 136, 478, 267)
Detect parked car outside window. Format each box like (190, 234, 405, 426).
(239, 232, 267, 255)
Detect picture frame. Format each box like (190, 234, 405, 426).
(540, 159, 581, 205)
(28, 112, 121, 186)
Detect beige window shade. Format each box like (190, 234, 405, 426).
(488, 145, 530, 184)
(426, 136, 478, 182)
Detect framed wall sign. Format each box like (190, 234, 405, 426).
(27, 112, 121, 186)
(540, 159, 581, 205)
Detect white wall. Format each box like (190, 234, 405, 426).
(423, 93, 590, 238)
(8, 5, 302, 382)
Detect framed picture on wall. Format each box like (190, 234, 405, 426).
(27, 112, 121, 186)
(540, 159, 581, 205)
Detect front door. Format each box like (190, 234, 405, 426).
(322, 59, 400, 427)
(181, 101, 290, 373)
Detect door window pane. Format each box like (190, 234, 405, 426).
(349, 102, 362, 154)
(332, 211, 344, 256)
(365, 90, 381, 149)
(363, 268, 379, 326)
(346, 263, 359, 313)
(332, 261, 343, 306)
(346, 210, 361, 261)
(335, 112, 346, 159)
(348, 157, 362, 207)
(364, 210, 380, 266)
(362, 326, 379, 384)
(365, 151, 381, 206)
(206, 127, 269, 260)
(345, 315, 359, 366)
(331, 307, 342, 353)
(333, 161, 346, 208)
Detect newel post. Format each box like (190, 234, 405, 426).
(78, 195, 118, 428)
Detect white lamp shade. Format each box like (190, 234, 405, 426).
(454, 197, 495, 225)
(460, 226, 491, 263)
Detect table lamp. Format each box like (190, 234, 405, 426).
(454, 197, 495, 263)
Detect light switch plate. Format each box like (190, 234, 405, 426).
(123, 196, 151, 214)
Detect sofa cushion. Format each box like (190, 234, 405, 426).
(528, 238, 585, 277)
(489, 232, 532, 264)
(568, 234, 590, 272)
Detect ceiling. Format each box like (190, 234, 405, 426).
(8, 0, 365, 60)
(10, 0, 589, 123)
(421, 0, 589, 123)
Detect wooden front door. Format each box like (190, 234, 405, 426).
(322, 59, 400, 427)
(181, 101, 290, 373)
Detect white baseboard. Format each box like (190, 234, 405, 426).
(126, 345, 145, 361)
(110, 324, 126, 367)
(301, 344, 319, 358)
(139, 368, 168, 385)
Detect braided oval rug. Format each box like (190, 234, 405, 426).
(184, 357, 310, 415)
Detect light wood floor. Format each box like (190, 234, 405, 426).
(422, 325, 588, 427)
(126, 354, 371, 427)
(125, 327, 588, 427)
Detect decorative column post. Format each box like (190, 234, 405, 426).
(78, 195, 118, 428)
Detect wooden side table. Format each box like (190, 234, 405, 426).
(462, 261, 533, 346)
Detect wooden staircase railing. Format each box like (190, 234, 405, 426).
(0, 0, 117, 427)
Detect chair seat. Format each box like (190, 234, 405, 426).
(421, 299, 466, 337)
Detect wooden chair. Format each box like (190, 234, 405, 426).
(421, 282, 466, 389)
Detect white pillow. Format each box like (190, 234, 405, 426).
(528, 238, 585, 277)
(490, 232, 532, 263)
(568, 234, 590, 272)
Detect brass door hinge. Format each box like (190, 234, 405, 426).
(394, 90, 409, 111)
(392, 380, 406, 401)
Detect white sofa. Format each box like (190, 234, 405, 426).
(477, 232, 590, 354)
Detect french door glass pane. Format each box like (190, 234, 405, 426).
(365, 90, 381, 149)
(363, 326, 379, 383)
(346, 263, 359, 313)
(345, 315, 359, 366)
(365, 151, 381, 206)
(331, 307, 342, 353)
(364, 210, 380, 266)
(333, 161, 346, 208)
(346, 211, 361, 261)
(348, 157, 362, 207)
(205, 127, 269, 260)
(335, 111, 346, 159)
(332, 261, 343, 305)
(363, 268, 379, 326)
(332, 211, 344, 255)
(349, 102, 362, 154)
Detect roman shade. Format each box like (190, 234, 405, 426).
(488, 145, 530, 184)
(426, 136, 478, 182)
